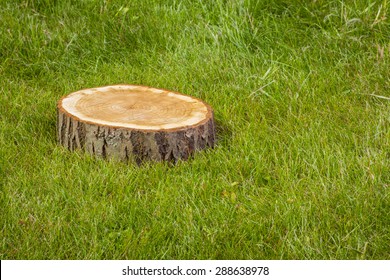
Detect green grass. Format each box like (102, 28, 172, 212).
(0, 0, 389, 259)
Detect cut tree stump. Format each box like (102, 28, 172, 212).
(57, 85, 215, 163)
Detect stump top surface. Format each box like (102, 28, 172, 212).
(59, 85, 212, 131)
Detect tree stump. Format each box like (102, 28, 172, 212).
(57, 85, 215, 163)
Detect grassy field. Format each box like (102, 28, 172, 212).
(0, 0, 389, 259)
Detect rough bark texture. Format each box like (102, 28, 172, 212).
(57, 108, 215, 164)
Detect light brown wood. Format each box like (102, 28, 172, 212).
(57, 85, 215, 163)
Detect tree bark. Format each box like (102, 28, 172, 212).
(57, 85, 215, 163)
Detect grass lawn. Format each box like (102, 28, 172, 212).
(0, 0, 389, 259)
